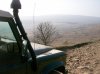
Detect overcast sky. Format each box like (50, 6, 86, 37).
(0, 0, 100, 17)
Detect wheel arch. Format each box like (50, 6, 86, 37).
(41, 61, 65, 74)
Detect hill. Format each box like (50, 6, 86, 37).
(58, 40, 100, 74)
(34, 15, 100, 24)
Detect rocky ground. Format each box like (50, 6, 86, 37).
(65, 40, 100, 74)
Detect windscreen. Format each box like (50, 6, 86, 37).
(0, 21, 18, 53)
(0, 22, 15, 41)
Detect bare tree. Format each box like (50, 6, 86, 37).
(33, 22, 59, 45)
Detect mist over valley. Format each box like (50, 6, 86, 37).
(21, 15, 100, 46)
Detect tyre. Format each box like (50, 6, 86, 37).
(49, 70, 63, 74)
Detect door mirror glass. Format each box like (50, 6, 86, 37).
(22, 39, 29, 61)
(23, 39, 27, 51)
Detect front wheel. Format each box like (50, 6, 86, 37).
(49, 70, 62, 74)
(49, 70, 68, 74)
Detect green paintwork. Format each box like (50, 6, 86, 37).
(0, 10, 66, 74)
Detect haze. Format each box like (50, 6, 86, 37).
(0, 0, 100, 17)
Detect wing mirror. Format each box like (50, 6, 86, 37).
(23, 39, 27, 51)
(22, 39, 29, 62)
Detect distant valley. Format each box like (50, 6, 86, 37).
(21, 15, 100, 46)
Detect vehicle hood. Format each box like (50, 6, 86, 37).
(31, 42, 52, 55)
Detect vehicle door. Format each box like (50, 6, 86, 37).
(0, 21, 27, 74)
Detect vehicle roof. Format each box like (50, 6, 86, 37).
(0, 10, 13, 18)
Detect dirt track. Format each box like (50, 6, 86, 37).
(65, 40, 100, 74)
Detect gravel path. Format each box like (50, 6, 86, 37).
(66, 41, 100, 74)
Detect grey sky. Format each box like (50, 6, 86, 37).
(0, 0, 100, 17)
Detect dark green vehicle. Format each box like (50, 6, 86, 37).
(0, 0, 66, 74)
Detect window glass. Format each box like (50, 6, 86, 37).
(0, 22, 18, 53)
